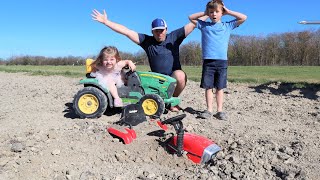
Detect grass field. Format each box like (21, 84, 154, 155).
(0, 65, 319, 84)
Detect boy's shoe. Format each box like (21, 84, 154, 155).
(197, 110, 213, 119)
(214, 112, 227, 120)
(114, 98, 123, 107)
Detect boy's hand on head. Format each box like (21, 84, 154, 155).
(222, 6, 230, 15)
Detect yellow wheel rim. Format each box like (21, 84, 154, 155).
(141, 99, 158, 116)
(78, 94, 99, 114)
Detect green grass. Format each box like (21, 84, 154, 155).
(0, 65, 84, 77)
(228, 66, 320, 84)
(182, 66, 320, 84)
(0, 65, 319, 84)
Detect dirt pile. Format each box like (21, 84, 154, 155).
(0, 72, 319, 179)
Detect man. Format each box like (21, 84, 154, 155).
(91, 9, 196, 111)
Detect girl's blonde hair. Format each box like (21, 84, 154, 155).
(91, 46, 122, 71)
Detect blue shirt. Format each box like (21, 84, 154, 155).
(197, 19, 237, 60)
(138, 27, 185, 75)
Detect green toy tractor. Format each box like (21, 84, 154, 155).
(73, 59, 180, 119)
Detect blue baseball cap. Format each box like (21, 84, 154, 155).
(151, 18, 167, 30)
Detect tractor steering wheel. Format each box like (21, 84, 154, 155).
(161, 114, 186, 125)
(122, 66, 134, 80)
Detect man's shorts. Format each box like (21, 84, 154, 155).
(200, 59, 228, 90)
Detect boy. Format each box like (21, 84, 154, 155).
(189, 0, 247, 120)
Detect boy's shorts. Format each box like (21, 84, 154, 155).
(200, 59, 228, 90)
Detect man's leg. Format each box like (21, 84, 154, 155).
(169, 70, 187, 111)
(171, 70, 187, 97)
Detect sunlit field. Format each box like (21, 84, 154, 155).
(0, 65, 319, 84)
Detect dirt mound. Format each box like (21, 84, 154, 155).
(0, 72, 319, 179)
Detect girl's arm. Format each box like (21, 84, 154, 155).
(117, 60, 136, 71)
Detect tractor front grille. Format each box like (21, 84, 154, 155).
(158, 79, 165, 84)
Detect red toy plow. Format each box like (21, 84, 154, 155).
(107, 108, 221, 164)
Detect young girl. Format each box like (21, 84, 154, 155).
(90, 46, 136, 107)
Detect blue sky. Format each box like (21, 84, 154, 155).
(0, 0, 319, 60)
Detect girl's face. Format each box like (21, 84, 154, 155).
(207, 7, 223, 23)
(102, 54, 117, 69)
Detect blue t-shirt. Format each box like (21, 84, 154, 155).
(197, 19, 237, 60)
(138, 27, 185, 75)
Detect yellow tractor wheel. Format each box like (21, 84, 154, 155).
(73, 87, 108, 118)
(139, 94, 165, 117)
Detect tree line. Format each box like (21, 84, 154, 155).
(2, 29, 320, 66)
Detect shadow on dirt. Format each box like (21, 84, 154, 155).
(250, 82, 320, 100)
(184, 107, 205, 119)
(104, 107, 122, 116)
(184, 107, 202, 115)
(147, 131, 176, 155)
(155, 138, 176, 155)
(63, 103, 78, 119)
(63, 102, 122, 119)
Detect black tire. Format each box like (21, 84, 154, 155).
(139, 94, 165, 117)
(73, 87, 108, 118)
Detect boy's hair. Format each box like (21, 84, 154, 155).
(92, 46, 122, 70)
(206, 0, 224, 13)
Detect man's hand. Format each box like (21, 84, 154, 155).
(91, 9, 108, 24)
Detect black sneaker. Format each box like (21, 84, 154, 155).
(214, 112, 227, 120)
(197, 110, 213, 119)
